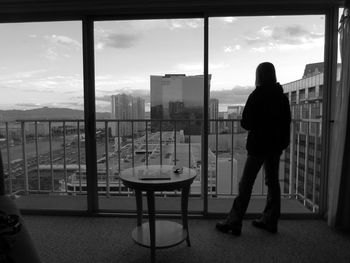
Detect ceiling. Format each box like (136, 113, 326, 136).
(0, 0, 344, 22)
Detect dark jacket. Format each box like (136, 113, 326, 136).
(241, 83, 291, 155)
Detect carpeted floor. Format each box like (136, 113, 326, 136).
(23, 216, 350, 263)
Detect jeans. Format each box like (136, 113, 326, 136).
(228, 154, 281, 224)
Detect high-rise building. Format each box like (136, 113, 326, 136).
(282, 62, 340, 211)
(209, 98, 219, 134)
(111, 94, 145, 136)
(150, 74, 211, 135)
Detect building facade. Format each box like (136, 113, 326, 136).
(150, 74, 211, 135)
(282, 62, 340, 211)
(227, 105, 245, 134)
(111, 94, 145, 137)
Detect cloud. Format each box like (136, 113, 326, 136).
(168, 19, 203, 30)
(0, 69, 47, 83)
(96, 33, 141, 50)
(95, 95, 112, 103)
(174, 62, 229, 72)
(209, 63, 230, 70)
(95, 102, 112, 113)
(272, 25, 323, 44)
(15, 103, 43, 108)
(174, 63, 203, 71)
(58, 101, 84, 109)
(95, 75, 146, 91)
(0, 71, 83, 98)
(24, 87, 57, 93)
(42, 34, 81, 60)
(47, 35, 82, 49)
(251, 47, 269, 53)
(224, 45, 241, 53)
(219, 17, 238, 24)
(45, 47, 59, 60)
(14, 100, 86, 111)
(245, 24, 324, 52)
(210, 86, 254, 104)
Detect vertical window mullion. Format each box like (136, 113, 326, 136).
(202, 15, 209, 215)
(83, 17, 98, 214)
(319, 7, 339, 217)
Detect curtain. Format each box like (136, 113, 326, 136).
(328, 6, 350, 230)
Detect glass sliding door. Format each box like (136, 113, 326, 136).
(93, 18, 204, 213)
(207, 15, 326, 215)
(0, 21, 86, 211)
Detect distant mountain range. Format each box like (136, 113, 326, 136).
(0, 107, 111, 121)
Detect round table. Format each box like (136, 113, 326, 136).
(120, 165, 197, 263)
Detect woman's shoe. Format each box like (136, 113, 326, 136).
(252, 219, 277, 233)
(216, 220, 242, 236)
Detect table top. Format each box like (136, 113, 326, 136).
(119, 165, 197, 191)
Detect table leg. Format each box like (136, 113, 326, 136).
(135, 190, 143, 226)
(147, 191, 156, 263)
(181, 185, 191, 247)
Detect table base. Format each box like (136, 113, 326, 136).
(132, 221, 188, 249)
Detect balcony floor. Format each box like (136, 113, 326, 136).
(16, 194, 312, 215)
(24, 215, 350, 263)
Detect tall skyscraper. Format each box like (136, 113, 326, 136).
(150, 74, 211, 135)
(111, 94, 145, 136)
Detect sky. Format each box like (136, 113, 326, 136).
(0, 15, 326, 112)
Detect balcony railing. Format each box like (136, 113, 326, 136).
(0, 118, 322, 212)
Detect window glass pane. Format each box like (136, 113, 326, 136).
(94, 19, 204, 212)
(0, 22, 85, 210)
(208, 15, 325, 214)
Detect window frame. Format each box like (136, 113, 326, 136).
(0, 3, 341, 218)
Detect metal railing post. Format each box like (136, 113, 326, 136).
(77, 121, 82, 193)
(105, 121, 110, 196)
(6, 122, 12, 194)
(131, 121, 135, 167)
(312, 123, 318, 212)
(159, 121, 162, 166)
(63, 121, 67, 193)
(145, 120, 148, 166)
(21, 121, 28, 194)
(289, 121, 295, 197)
(231, 120, 235, 195)
(215, 119, 218, 196)
(296, 122, 300, 197)
(117, 122, 121, 194)
(174, 120, 177, 166)
(188, 120, 191, 169)
(49, 121, 54, 192)
(35, 121, 40, 191)
(303, 122, 309, 206)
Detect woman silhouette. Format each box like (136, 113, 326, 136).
(216, 62, 291, 235)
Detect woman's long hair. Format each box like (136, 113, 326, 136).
(255, 62, 277, 87)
